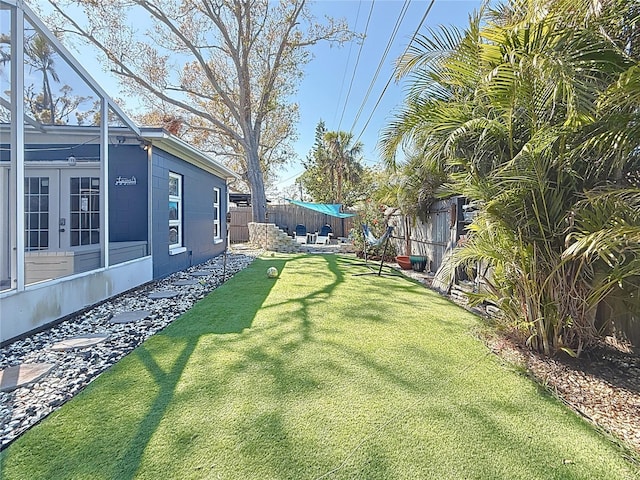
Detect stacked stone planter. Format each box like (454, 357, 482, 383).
(248, 222, 302, 253)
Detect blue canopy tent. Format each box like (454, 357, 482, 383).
(284, 198, 356, 244)
(284, 199, 356, 218)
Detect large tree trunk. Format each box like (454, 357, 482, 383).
(246, 145, 267, 223)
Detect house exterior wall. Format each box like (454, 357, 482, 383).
(108, 145, 149, 243)
(1, 143, 150, 245)
(0, 256, 152, 344)
(151, 148, 227, 279)
(0, 2, 234, 345)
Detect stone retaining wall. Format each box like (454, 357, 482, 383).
(248, 222, 301, 253)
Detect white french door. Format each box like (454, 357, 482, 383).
(61, 171, 101, 249)
(24, 168, 61, 251)
(24, 166, 100, 252)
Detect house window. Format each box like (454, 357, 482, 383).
(169, 172, 182, 250)
(213, 187, 221, 242)
(24, 177, 50, 251)
(70, 176, 100, 246)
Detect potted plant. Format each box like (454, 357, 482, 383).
(395, 255, 412, 270)
(409, 255, 428, 272)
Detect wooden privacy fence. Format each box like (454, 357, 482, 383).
(229, 205, 357, 243)
(386, 196, 640, 346)
(229, 207, 253, 243)
(387, 197, 465, 274)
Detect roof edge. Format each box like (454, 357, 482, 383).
(140, 128, 240, 181)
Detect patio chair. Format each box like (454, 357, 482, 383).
(294, 224, 307, 244)
(353, 224, 398, 277)
(315, 224, 333, 244)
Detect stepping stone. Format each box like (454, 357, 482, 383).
(147, 290, 179, 299)
(109, 310, 151, 324)
(50, 334, 111, 351)
(173, 279, 200, 286)
(191, 271, 212, 277)
(0, 363, 55, 392)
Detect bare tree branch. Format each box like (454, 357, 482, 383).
(45, 0, 355, 221)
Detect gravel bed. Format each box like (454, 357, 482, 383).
(0, 248, 261, 450)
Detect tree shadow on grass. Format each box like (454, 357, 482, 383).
(190, 253, 479, 476)
(5, 253, 633, 479)
(202, 253, 471, 400)
(110, 340, 198, 478)
(163, 257, 291, 336)
(0, 257, 297, 479)
(107, 257, 293, 478)
(136, 255, 639, 478)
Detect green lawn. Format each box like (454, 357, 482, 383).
(1, 254, 638, 479)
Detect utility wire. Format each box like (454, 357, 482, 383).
(332, 0, 363, 126)
(348, 0, 412, 135)
(274, 168, 305, 186)
(353, 0, 436, 145)
(276, 1, 375, 188)
(336, 0, 375, 132)
(275, 0, 430, 187)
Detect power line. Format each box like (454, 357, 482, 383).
(348, 0, 412, 135)
(336, 0, 375, 132)
(332, 0, 363, 126)
(353, 0, 436, 145)
(274, 168, 305, 186)
(276, 0, 434, 187)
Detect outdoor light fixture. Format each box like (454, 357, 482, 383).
(116, 135, 126, 144)
(67, 154, 76, 166)
(140, 141, 150, 151)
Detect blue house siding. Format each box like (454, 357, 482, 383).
(151, 148, 227, 279)
(109, 146, 149, 242)
(1, 143, 149, 243)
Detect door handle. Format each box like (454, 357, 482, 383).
(59, 228, 65, 232)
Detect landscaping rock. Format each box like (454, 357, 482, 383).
(0, 248, 260, 450)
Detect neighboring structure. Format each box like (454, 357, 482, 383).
(0, 1, 238, 344)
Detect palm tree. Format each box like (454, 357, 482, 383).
(322, 131, 364, 205)
(381, 0, 640, 356)
(300, 124, 366, 205)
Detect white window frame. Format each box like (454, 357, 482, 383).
(213, 187, 222, 243)
(169, 172, 184, 253)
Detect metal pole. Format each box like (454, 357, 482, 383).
(222, 211, 230, 280)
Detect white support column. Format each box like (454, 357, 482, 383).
(10, 4, 25, 291)
(226, 182, 231, 249)
(147, 142, 153, 263)
(100, 99, 109, 268)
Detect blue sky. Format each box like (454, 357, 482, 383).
(29, 0, 483, 193)
(276, 0, 482, 193)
